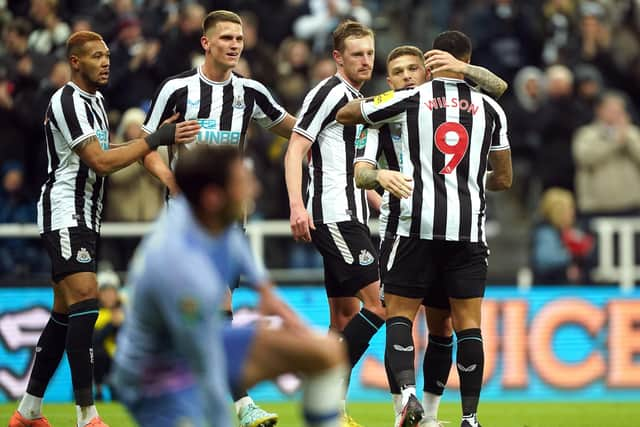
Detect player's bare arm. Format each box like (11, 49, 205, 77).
(366, 189, 382, 212)
(335, 98, 367, 125)
(355, 161, 412, 199)
(284, 132, 315, 242)
(424, 49, 508, 99)
(75, 120, 199, 176)
(269, 113, 297, 139)
(486, 148, 512, 191)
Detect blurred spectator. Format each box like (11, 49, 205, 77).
(572, 63, 604, 124)
(239, 10, 277, 87)
(0, 161, 48, 275)
(94, 267, 124, 401)
(309, 56, 336, 86)
(535, 64, 583, 191)
(106, 14, 160, 112)
(276, 37, 312, 112)
(467, 0, 541, 83)
(532, 187, 594, 284)
(294, 0, 372, 53)
(572, 92, 640, 216)
(248, 0, 308, 48)
(27, 0, 70, 56)
(91, 0, 136, 44)
(501, 66, 545, 207)
(541, 0, 577, 65)
(101, 108, 165, 270)
(154, 2, 205, 80)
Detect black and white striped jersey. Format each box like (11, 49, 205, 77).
(354, 124, 402, 239)
(294, 74, 368, 225)
(143, 66, 287, 169)
(360, 77, 510, 243)
(37, 81, 109, 234)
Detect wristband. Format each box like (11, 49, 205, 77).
(144, 123, 176, 149)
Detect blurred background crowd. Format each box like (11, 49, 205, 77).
(1, 0, 640, 286)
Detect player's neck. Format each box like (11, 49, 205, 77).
(71, 74, 98, 94)
(195, 211, 226, 236)
(337, 69, 365, 91)
(431, 71, 465, 81)
(201, 61, 233, 83)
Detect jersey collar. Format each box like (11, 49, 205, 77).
(198, 66, 232, 86)
(67, 81, 98, 97)
(335, 73, 363, 97)
(431, 77, 466, 83)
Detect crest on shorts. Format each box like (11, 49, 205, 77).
(76, 247, 92, 263)
(232, 95, 245, 109)
(358, 249, 374, 266)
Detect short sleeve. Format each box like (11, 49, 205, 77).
(142, 79, 180, 134)
(246, 80, 287, 129)
(53, 86, 97, 149)
(354, 125, 380, 166)
(293, 77, 343, 142)
(485, 97, 510, 151)
(360, 89, 418, 126)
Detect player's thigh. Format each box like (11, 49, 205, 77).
(127, 386, 207, 427)
(311, 221, 379, 298)
(328, 296, 361, 331)
(424, 306, 453, 337)
(239, 326, 346, 389)
(382, 236, 434, 302)
(41, 226, 99, 303)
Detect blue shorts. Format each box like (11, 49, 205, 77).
(125, 385, 206, 427)
(222, 325, 256, 390)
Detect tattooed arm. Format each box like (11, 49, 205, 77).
(424, 49, 508, 99)
(354, 162, 413, 199)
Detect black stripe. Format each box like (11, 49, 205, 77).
(220, 82, 234, 130)
(74, 163, 89, 227)
(380, 125, 401, 236)
(406, 92, 423, 236)
(90, 176, 103, 230)
(311, 141, 323, 222)
(430, 81, 447, 238)
(478, 99, 495, 242)
(456, 83, 473, 240)
(252, 86, 283, 122)
(239, 89, 255, 153)
(61, 85, 83, 140)
(197, 80, 212, 118)
(144, 68, 197, 127)
(297, 76, 341, 131)
(367, 93, 414, 124)
(166, 86, 188, 169)
(84, 102, 95, 128)
(96, 96, 109, 130)
(89, 101, 104, 129)
(42, 106, 60, 232)
(343, 119, 357, 220)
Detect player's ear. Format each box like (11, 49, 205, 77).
(332, 50, 343, 67)
(200, 35, 209, 52)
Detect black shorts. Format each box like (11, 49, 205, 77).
(41, 226, 98, 283)
(310, 221, 379, 298)
(379, 236, 488, 303)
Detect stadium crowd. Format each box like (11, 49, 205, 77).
(1, 0, 640, 282)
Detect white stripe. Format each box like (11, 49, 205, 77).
(59, 228, 71, 260)
(443, 82, 461, 240)
(327, 223, 354, 264)
(468, 90, 486, 242)
(418, 83, 435, 239)
(386, 235, 401, 272)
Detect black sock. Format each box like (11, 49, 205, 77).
(222, 310, 233, 321)
(231, 385, 249, 403)
(66, 299, 99, 407)
(423, 334, 453, 396)
(385, 316, 415, 388)
(384, 349, 401, 394)
(456, 328, 484, 416)
(26, 312, 68, 397)
(342, 308, 384, 367)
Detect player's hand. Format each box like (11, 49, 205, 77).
(257, 285, 308, 334)
(290, 205, 315, 242)
(377, 169, 413, 199)
(424, 49, 466, 75)
(174, 119, 201, 144)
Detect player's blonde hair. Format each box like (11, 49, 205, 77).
(66, 31, 103, 58)
(332, 20, 374, 53)
(202, 10, 242, 34)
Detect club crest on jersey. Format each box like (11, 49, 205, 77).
(232, 95, 245, 109)
(96, 130, 109, 150)
(76, 247, 92, 263)
(358, 249, 374, 266)
(355, 125, 367, 149)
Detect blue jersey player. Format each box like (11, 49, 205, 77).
(112, 145, 347, 427)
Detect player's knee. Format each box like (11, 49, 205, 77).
(364, 303, 386, 321)
(307, 332, 347, 372)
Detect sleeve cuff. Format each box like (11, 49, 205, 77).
(292, 128, 315, 142)
(360, 102, 375, 125)
(354, 157, 378, 166)
(69, 132, 96, 149)
(263, 111, 287, 129)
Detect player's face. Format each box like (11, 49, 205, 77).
(336, 36, 374, 85)
(73, 40, 110, 88)
(203, 21, 244, 70)
(386, 54, 427, 90)
(223, 159, 257, 223)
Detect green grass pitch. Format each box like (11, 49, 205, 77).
(2, 401, 639, 426)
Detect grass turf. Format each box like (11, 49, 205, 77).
(1, 401, 639, 426)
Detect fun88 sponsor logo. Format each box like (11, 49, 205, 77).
(196, 119, 241, 145)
